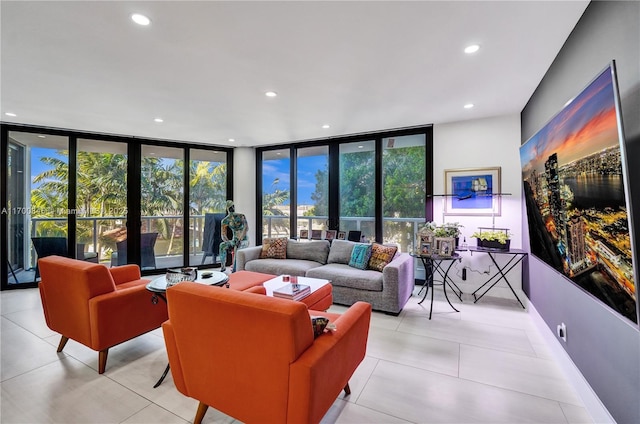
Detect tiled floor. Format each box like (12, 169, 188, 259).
(1, 285, 594, 423)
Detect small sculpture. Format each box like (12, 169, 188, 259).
(219, 200, 248, 272)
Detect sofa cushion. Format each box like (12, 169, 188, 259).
(348, 243, 372, 270)
(286, 239, 330, 264)
(260, 237, 288, 259)
(368, 243, 398, 271)
(327, 239, 356, 264)
(306, 263, 383, 292)
(245, 259, 323, 276)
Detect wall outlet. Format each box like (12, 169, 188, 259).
(556, 322, 567, 342)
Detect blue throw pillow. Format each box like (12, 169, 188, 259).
(349, 243, 372, 270)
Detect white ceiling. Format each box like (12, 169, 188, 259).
(1, 1, 589, 148)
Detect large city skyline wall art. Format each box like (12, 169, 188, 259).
(520, 62, 638, 325)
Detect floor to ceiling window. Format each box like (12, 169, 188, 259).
(188, 148, 228, 266)
(1, 124, 232, 289)
(382, 134, 426, 253)
(297, 145, 329, 238)
(257, 126, 432, 250)
(5, 131, 69, 285)
(140, 145, 185, 270)
(339, 140, 376, 241)
(261, 148, 291, 238)
(76, 138, 127, 267)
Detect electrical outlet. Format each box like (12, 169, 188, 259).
(556, 322, 567, 342)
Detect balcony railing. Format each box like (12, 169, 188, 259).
(26, 214, 425, 270)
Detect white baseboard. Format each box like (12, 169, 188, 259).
(528, 303, 615, 423)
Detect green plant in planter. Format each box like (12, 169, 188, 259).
(471, 229, 510, 244)
(434, 222, 464, 238)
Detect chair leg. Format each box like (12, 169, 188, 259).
(57, 336, 69, 352)
(98, 349, 109, 374)
(194, 401, 209, 424)
(343, 382, 351, 395)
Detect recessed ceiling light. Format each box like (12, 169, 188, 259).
(358, 145, 364, 149)
(5, 112, 17, 117)
(131, 13, 151, 26)
(464, 44, 480, 54)
(464, 103, 475, 109)
(265, 91, 277, 97)
(322, 124, 330, 129)
(228, 138, 235, 142)
(38, 135, 46, 138)
(154, 117, 163, 123)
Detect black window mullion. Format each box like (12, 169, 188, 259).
(68, 136, 77, 257)
(290, 146, 297, 235)
(375, 137, 383, 243)
(328, 143, 340, 230)
(183, 147, 190, 267)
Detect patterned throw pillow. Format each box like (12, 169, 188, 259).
(348, 243, 372, 270)
(260, 237, 288, 259)
(368, 243, 398, 271)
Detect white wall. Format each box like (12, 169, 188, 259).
(432, 114, 525, 300)
(233, 147, 257, 247)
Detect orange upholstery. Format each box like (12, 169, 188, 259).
(38, 255, 168, 374)
(163, 282, 371, 424)
(226, 270, 276, 291)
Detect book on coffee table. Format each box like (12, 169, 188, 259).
(273, 283, 311, 301)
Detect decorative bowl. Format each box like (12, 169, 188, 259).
(166, 267, 197, 287)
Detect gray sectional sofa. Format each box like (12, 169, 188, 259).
(235, 239, 415, 315)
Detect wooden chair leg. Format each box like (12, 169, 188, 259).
(57, 336, 69, 352)
(343, 382, 351, 395)
(98, 349, 109, 374)
(194, 401, 209, 424)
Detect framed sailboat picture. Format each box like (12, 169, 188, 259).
(444, 167, 501, 216)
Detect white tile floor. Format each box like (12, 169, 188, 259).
(1, 285, 594, 424)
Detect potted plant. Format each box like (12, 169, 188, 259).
(472, 227, 511, 250)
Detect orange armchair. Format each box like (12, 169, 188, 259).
(38, 255, 168, 374)
(162, 283, 371, 424)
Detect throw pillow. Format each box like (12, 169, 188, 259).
(368, 243, 398, 271)
(260, 237, 288, 259)
(348, 243, 372, 270)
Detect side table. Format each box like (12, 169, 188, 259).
(467, 247, 528, 308)
(413, 253, 463, 319)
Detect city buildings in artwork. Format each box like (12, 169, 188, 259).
(523, 145, 636, 322)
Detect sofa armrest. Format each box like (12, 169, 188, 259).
(235, 245, 262, 271)
(288, 301, 372, 424)
(381, 253, 415, 311)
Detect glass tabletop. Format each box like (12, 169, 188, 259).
(146, 271, 229, 293)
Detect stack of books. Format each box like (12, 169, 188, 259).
(273, 283, 311, 301)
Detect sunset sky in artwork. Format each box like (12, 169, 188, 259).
(520, 67, 622, 175)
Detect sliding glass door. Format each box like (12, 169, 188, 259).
(76, 138, 127, 266)
(6, 131, 69, 285)
(141, 145, 185, 270)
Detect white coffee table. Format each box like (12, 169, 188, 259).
(262, 275, 331, 297)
